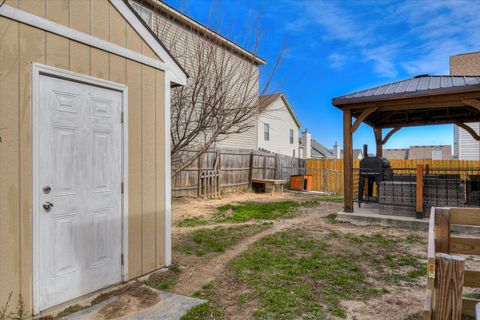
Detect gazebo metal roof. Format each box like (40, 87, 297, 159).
(332, 75, 480, 129)
(333, 75, 480, 105)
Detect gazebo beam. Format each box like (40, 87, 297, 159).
(339, 91, 480, 110)
(351, 107, 377, 133)
(374, 127, 382, 157)
(454, 121, 480, 141)
(382, 127, 401, 145)
(379, 115, 480, 128)
(343, 109, 353, 213)
(462, 99, 480, 112)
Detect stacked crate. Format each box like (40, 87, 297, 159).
(424, 175, 464, 208)
(379, 180, 416, 217)
(466, 175, 480, 206)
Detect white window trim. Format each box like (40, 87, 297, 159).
(31, 63, 129, 314)
(0, 2, 187, 86)
(264, 123, 270, 141)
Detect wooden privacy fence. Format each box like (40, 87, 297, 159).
(306, 159, 480, 194)
(172, 148, 306, 197)
(424, 207, 480, 319)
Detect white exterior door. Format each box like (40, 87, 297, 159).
(37, 74, 123, 311)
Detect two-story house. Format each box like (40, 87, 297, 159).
(258, 93, 301, 157)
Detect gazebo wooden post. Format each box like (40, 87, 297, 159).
(343, 109, 354, 212)
(374, 127, 382, 157)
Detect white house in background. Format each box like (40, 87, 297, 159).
(258, 93, 301, 157)
(454, 124, 480, 160)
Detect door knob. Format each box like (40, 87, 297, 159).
(43, 201, 54, 212)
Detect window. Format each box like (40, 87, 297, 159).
(290, 129, 294, 144)
(264, 123, 270, 141)
(292, 149, 296, 158)
(130, 1, 153, 27)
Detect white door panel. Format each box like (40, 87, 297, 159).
(37, 75, 123, 311)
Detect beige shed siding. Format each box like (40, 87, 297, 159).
(257, 97, 300, 157)
(450, 53, 480, 160)
(0, 0, 168, 313)
(0, 16, 21, 311)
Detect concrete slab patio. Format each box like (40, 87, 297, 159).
(61, 288, 205, 320)
(337, 203, 480, 234)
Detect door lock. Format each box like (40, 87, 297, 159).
(43, 185, 51, 194)
(43, 201, 54, 212)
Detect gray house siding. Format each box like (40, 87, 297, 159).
(133, 0, 261, 150)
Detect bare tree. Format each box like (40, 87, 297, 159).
(137, 0, 283, 177)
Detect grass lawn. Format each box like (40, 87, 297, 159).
(175, 194, 344, 227)
(174, 223, 272, 256)
(186, 228, 426, 320)
(213, 195, 344, 223)
(177, 216, 211, 227)
(214, 201, 300, 222)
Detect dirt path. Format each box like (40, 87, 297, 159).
(172, 205, 340, 296)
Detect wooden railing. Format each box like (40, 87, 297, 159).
(424, 207, 480, 319)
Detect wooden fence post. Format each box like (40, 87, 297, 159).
(197, 156, 202, 197)
(216, 150, 221, 195)
(248, 152, 254, 189)
(263, 155, 267, 179)
(275, 154, 280, 180)
(432, 253, 465, 320)
(416, 164, 424, 217)
(434, 208, 451, 254)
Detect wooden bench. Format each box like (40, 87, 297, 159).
(251, 179, 287, 196)
(424, 207, 480, 320)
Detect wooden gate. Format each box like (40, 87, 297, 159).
(200, 170, 220, 198)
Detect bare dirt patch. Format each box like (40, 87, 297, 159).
(97, 285, 160, 319)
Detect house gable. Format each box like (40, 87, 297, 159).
(258, 94, 301, 156)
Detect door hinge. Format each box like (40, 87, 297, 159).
(121, 182, 124, 194)
(121, 112, 124, 124)
(121, 253, 124, 266)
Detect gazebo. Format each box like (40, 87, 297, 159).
(332, 75, 480, 213)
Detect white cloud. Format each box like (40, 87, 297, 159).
(281, 0, 480, 78)
(328, 53, 349, 69)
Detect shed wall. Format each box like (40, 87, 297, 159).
(0, 0, 167, 313)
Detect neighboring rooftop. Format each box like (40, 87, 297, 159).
(383, 145, 452, 160)
(340, 149, 363, 159)
(311, 139, 335, 158)
(139, 0, 266, 65)
(382, 149, 409, 160)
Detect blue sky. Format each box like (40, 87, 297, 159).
(163, 0, 480, 151)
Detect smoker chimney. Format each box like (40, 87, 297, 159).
(363, 144, 368, 158)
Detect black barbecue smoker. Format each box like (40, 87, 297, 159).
(358, 144, 392, 207)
